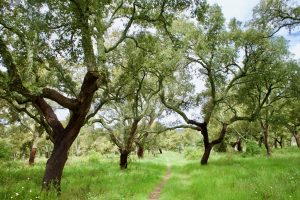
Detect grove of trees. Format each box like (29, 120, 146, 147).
(0, 0, 299, 194)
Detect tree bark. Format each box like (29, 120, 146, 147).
(236, 138, 242, 152)
(29, 147, 37, 166)
(279, 137, 283, 148)
(261, 121, 271, 156)
(137, 144, 144, 159)
(200, 123, 210, 165)
(199, 123, 228, 165)
(29, 131, 39, 166)
(274, 138, 278, 149)
(232, 138, 242, 152)
(201, 144, 212, 165)
(42, 142, 69, 193)
(120, 150, 129, 169)
(293, 131, 300, 148)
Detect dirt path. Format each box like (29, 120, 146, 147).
(148, 165, 172, 200)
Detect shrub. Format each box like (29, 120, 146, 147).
(243, 140, 262, 156)
(87, 151, 101, 163)
(0, 139, 12, 160)
(214, 141, 227, 152)
(184, 147, 202, 160)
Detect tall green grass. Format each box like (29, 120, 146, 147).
(1, 149, 299, 200)
(160, 148, 300, 200)
(0, 152, 166, 200)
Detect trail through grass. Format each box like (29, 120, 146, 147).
(160, 149, 300, 200)
(0, 149, 299, 200)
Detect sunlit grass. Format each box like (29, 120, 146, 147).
(0, 152, 166, 200)
(0, 148, 299, 200)
(160, 148, 300, 200)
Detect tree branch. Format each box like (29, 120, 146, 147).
(105, 3, 136, 53)
(42, 88, 79, 110)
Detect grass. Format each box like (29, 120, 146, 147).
(160, 148, 300, 200)
(0, 152, 167, 200)
(0, 148, 299, 200)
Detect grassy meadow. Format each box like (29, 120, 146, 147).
(0, 149, 300, 200)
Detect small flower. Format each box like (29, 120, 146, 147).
(21, 186, 24, 190)
(15, 193, 19, 196)
(27, 177, 30, 180)
(29, 189, 32, 193)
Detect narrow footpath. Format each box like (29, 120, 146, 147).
(148, 165, 172, 200)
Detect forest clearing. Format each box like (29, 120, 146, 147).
(0, 0, 300, 199)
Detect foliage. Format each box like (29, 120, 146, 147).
(0, 139, 12, 160)
(243, 140, 262, 157)
(214, 140, 227, 152)
(253, 0, 300, 35)
(184, 147, 203, 160)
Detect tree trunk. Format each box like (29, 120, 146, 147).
(200, 123, 210, 165)
(158, 148, 162, 154)
(274, 138, 278, 148)
(120, 151, 129, 169)
(293, 132, 300, 148)
(137, 144, 144, 159)
(29, 132, 39, 166)
(261, 122, 271, 156)
(201, 144, 212, 165)
(236, 139, 242, 152)
(279, 137, 283, 148)
(199, 123, 227, 165)
(29, 147, 37, 166)
(42, 143, 69, 193)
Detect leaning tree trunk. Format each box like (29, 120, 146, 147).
(120, 150, 129, 169)
(38, 78, 98, 193)
(199, 123, 228, 165)
(201, 144, 212, 165)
